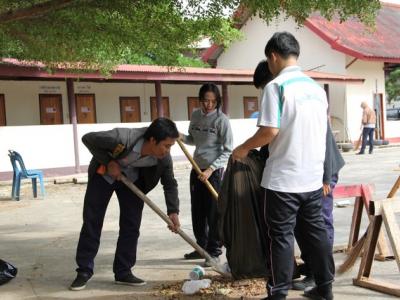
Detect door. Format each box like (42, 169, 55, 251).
(39, 94, 63, 125)
(76, 94, 96, 124)
(187, 97, 200, 120)
(150, 97, 170, 120)
(120, 97, 141, 123)
(374, 93, 385, 139)
(243, 97, 259, 118)
(0, 94, 5, 126)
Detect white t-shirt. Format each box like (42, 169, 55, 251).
(258, 66, 328, 193)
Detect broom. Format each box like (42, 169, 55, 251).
(176, 139, 219, 201)
(353, 132, 362, 151)
(337, 175, 400, 273)
(119, 175, 231, 278)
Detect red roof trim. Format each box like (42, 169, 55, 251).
(201, 44, 221, 62)
(304, 17, 400, 63)
(303, 19, 367, 60)
(0, 59, 364, 84)
(205, 2, 400, 64)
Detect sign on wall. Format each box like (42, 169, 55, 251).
(75, 84, 92, 93)
(39, 85, 61, 94)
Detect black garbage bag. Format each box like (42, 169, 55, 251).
(218, 150, 269, 279)
(0, 259, 17, 286)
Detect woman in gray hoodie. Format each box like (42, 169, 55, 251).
(180, 83, 233, 267)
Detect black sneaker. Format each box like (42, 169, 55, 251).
(292, 275, 316, 290)
(115, 273, 147, 286)
(69, 272, 91, 291)
(304, 285, 333, 300)
(184, 250, 203, 260)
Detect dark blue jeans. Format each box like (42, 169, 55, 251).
(75, 173, 144, 279)
(321, 174, 338, 248)
(360, 127, 375, 154)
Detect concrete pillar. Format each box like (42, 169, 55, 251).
(155, 81, 164, 118)
(66, 78, 80, 173)
(221, 83, 229, 115)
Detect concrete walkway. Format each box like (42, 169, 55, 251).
(0, 147, 399, 299)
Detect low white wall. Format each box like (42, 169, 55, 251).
(346, 60, 386, 141)
(385, 120, 400, 139)
(0, 119, 258, 173)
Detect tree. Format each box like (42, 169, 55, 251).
(386, 67, 400, 104)
(0, 0, 380, 71)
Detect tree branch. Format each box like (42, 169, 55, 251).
(0, 0, 77, 24)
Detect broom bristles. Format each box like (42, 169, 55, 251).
(337, 233, 367, 274)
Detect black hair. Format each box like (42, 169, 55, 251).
(198, 83, 222, 111)
(143, 117, 179, 144)
(253, 60, 273, 89)
(264, 31, 300, 59)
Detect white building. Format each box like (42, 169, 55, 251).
(1, 2, 399, 178)
(202, 2, 400, 144)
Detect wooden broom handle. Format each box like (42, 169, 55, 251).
(120, 175, 214, 261)
(120, 175, 231, 278)
(176, 139, 219, 201)
(388, 175, 400, 198)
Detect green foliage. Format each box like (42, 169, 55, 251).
(0, 0, 381, 72)
(242, 0, 380, 27)
(386, 68, 400, 103)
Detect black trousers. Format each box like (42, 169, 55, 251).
(75, 173, 144, 278)
(296, 174, 339, 277)
(264, 188, 335, 297)
(360, 127, 374, 154)
(190, 168, 223, 257)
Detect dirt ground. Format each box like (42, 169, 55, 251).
(0, 146, 399, 299)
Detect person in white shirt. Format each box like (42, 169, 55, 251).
(232, 32, 334, 300)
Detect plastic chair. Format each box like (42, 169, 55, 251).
(8, 150, 45, 200)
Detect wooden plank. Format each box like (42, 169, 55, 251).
(348, 197, 363, 249)
(357, 216, 382, 279)
(361, 184, 373, 209)
(333, 184, 363, 198)
(353, 277, 400, 297)
(333, 183, 374, 199)
(370, 198, 400, 216)
(382, 202, 400, 271)
(388, 176, 400, 198)
(360, 184, 390, 258)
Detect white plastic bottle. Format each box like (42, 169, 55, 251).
(182, 279, 211, 295)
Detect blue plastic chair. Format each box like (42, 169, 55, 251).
(8, 150, 45, 200)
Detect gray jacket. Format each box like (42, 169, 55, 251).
(82, 127, 179, 214)
(323, 124, 345, 184)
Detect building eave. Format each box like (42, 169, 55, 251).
(0, 60, 365, 85)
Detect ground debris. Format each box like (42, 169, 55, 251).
(155, 275, 266, 298)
